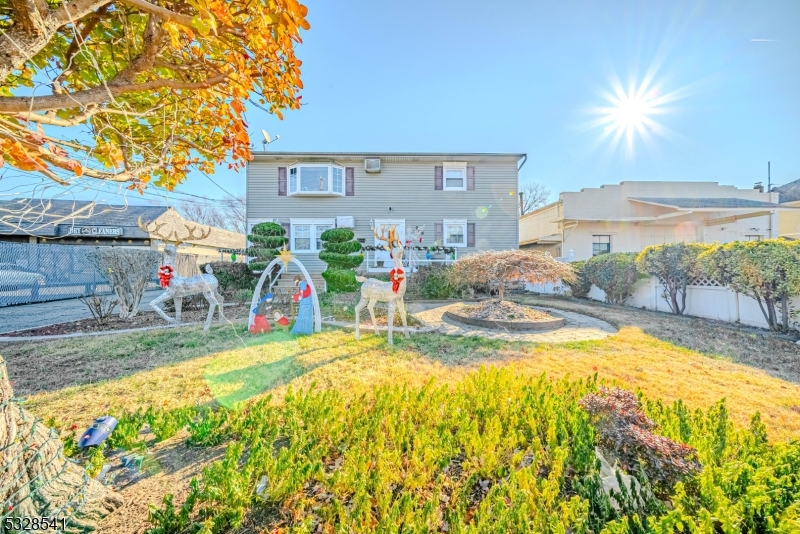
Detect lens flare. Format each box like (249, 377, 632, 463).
(476, 206, 489, 219)
(583, 67, 689, 157)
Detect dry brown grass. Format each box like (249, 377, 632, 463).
(3, 308, 800, 441)
(516, 294, 800, 385)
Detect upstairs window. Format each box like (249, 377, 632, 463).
(288, 165, 345, 196)
(443, 162, 467, 191)
(593, 235, 611, 256)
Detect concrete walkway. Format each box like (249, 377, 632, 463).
(407, 302, 616, 343)
(0, 290, 164, 334)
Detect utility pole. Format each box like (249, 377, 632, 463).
(768, 161, 773, 238)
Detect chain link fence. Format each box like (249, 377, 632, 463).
(0, 243, 159, 307)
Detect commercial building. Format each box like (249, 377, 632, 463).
(519, 181, 797, 261)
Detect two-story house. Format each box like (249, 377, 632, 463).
(246, 152, 525, 274)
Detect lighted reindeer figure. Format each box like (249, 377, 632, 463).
(355, 225, 409, 345)
(138, 218, 225, 330)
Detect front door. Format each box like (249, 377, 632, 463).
(373, 219, 405, 267)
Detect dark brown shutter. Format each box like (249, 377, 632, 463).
(435, 222, 443, 243)
(345, 167, 355, 196)
(434, 166, 443, 190)
(278, 167, 287, 196)
(467, 166, 475, 190)
(281, 222, 291, 249)
(467, 223, 475, 247)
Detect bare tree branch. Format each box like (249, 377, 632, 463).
(520, 181, 551, 215)
(0, 73, 229, 112)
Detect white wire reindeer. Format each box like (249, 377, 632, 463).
(137, 218, 224, 330)
(354, 225, 409, 345)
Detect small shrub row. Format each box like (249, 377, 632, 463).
(138, 369, 800, 534)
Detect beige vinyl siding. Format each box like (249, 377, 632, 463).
(246, 158, 519, 274)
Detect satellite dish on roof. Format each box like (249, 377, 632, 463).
(261, 130, 280, 150)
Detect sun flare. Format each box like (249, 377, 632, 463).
(583, 72, 687, 157)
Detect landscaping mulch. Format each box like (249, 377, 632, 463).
(461, 300, 553, 322)
(1, 303, 250, 338)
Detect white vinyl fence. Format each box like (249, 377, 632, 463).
(527, 277, 800, 330)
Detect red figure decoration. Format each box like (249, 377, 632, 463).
(292, 281, 312, 302)
(389, 268, 405, 293)
(250, 314, 271, 334)
(158, 265, 174, 288)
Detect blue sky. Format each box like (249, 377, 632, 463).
(5, 0, 800, 206)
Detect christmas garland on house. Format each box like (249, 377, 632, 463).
(361, 245, 456, 254)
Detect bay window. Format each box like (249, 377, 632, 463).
(288, 164, 345, 196)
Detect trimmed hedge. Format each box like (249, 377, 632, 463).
(563, 260, 592, 298)
(407, 264, 468, 299)
(584, 252, 641, 304)
(319, 228, 363, 293)
(202, 262, 255, 296)
(636, 242, 710, 315)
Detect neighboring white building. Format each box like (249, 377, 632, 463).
(519, 181, 796, 261)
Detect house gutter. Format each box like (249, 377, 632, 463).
(517, 154, 528, 171)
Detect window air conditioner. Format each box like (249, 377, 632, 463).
(336, 216, 355, 229)
(364, 158, 381, 173)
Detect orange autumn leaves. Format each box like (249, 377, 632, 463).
(1, 0, 309, 189)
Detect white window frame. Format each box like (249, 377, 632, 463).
(443, 162, 467, 191)
(443, 219, 468, 247)
(288, 164, 345, 196)
(290, 218, 335, 253)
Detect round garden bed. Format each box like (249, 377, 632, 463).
(443, 301, 565, 331)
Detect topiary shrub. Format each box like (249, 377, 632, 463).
(319, 228, 363, 293)
(584, 252, 641, 305)
(563, 260, 592, 298)
(247, 222, 287, 272)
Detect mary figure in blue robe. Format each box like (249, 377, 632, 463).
(291, 276, 314, 335)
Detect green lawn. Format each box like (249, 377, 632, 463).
(4, 308, 800, 441)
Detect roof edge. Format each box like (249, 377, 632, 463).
(250, 151, 526, 159)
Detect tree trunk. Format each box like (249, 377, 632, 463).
(753, 295, 771, 329)
(497, 284, 505, 301)
(781, 293, 790, 332)
(765, 297, 778, 331)
(0, 357, 122, 531)
(669, 283, 680, 315)
(679, 281, 687, 315)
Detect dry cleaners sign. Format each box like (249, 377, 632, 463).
(65, 226, 124, 237)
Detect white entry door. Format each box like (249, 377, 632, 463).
(373, 219, 405, 266)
